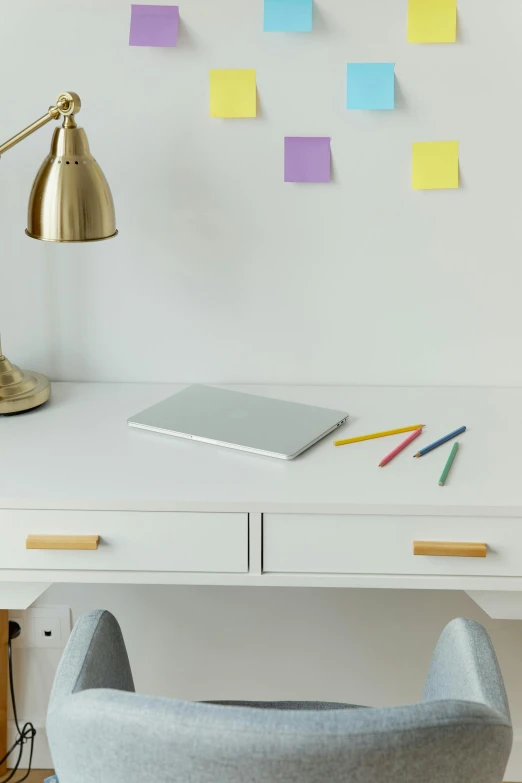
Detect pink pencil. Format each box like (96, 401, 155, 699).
(378, 428, 423, 467)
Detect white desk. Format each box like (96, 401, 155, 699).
(1, 382, 521, 618)
(1, 381, 522, 773)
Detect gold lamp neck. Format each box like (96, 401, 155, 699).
(0, 92, 81, 157)
(62, 115, 77, 129)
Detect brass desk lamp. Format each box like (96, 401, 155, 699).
(0, 91, 117, 414)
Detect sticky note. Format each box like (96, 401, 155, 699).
(284, 137, 331, 183)
(264, 0, 313, 32)
(210, 70, 257, 118)
(412, 141, 459, 190)
(408, 0, 457, 43)
(347, 63, 395, 110)
(129, 5, 179, 47)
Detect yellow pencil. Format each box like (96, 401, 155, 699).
(334, 425, 425, 447)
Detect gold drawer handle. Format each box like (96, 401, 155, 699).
(26, 535, 100, 551)
(413, 541, 487, 558)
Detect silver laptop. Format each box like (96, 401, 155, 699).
(128, 385, 348, 460)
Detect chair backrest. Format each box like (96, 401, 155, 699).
(47, 612, 512, 783)
(423, 616, 511, 717)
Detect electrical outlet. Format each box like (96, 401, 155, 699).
(9, 606, 71, 649)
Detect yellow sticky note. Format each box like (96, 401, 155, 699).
(408, 0, 457, 43)
(210, 69, 257, 118)
(412, 141, 459, 190)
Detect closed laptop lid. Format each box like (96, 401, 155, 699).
(128, 385, 348, 459)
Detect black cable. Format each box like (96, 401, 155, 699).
(0, 625, 36, 782)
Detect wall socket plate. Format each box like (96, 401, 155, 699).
(9, 606, 72, 649)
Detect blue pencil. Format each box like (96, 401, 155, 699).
(413, 426, 466, 458)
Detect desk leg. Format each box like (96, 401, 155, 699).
(0, 610, 7, 777)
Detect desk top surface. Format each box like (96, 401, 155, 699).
(1, 383, 520, 515)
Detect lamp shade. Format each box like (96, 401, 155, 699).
(26, 118, 117, 242)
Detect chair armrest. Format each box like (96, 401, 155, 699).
(49, 610, 135, 712)
(422, 618, 510, 721)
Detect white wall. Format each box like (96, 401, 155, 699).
(2, 0, 522, 385)
(3, 0, 522, 778)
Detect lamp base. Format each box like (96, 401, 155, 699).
(0, 348, 51, 415)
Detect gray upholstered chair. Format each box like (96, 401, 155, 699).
(47, 610, 512, 783)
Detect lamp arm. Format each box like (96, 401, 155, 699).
(0, 91, 82, 157)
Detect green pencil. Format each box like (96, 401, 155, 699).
(438, 442, 459, 486)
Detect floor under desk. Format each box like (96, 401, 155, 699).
(0, 774, 53, 783)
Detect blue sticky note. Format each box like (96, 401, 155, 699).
(347, 63, 395, 110)
(264, 0, 313, 32)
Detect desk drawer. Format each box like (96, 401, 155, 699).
(0, 511, 248, 573)
(263, 514, 522, 577)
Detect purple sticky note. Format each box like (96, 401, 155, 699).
(284, 137, 331, 183)
(129, 5, 179, 47)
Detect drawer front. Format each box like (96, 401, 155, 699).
(0, 511, 248, 573)
(263, 514, 522, 576)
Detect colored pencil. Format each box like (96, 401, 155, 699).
(334, 425, 425, 447)
(438, 442, 459, 486)
(413, 426, 466, 458)
(378, 428, 423, 467)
